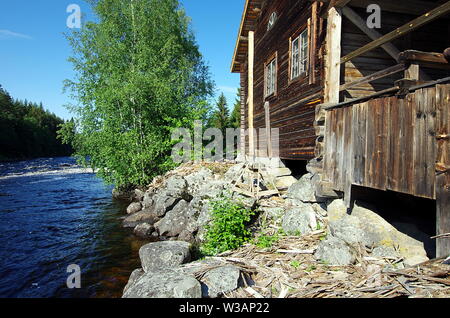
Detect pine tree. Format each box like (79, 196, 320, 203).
(212, 93, 230, 136)
(229, 88, 241, 129)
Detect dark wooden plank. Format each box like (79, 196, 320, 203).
(388, 96, 401, 191)
(413, 88, 428, 197)
(353, 102, 367, 186)
(365, 99, 376, 189)
(403, 93, 415, 195)
(425, 87, 437, 199)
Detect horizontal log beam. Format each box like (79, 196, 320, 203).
(399, 50, 449, 65)
(340, 63, 407, 92)
(340, 1, 450, 64)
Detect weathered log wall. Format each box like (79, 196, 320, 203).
(323, 84, 450, 200)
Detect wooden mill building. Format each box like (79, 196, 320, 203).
(231, 0, 450, 257)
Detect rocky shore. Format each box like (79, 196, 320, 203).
(118, 162, 442, 298)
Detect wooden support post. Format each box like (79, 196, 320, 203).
(436, 174, 450, 258)
(324, 7, 342, 104)
(317, 6, 343, 200)
(264, 102, 272, 158)
(248, 31, 255, 159)
(436, 84, 450, 258)
(405, 64, 420, 80)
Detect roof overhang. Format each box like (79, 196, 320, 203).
(230, 0, 263, 73)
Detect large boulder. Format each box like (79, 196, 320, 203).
(224, 163, 245, 182)
(154, 200, 190, 237)
(151, 193, 182, 217)
(139, 241, 192, 272)
(329, 215, 375, 247)
(315, 236, 356, 266)
(122, 209, 160, 228)
(287, 173, 322, 203)
(185, 168, 214, 196)
(282, 203, 317, 236)
(123, 268, 145, 294)
(126, 202, 142, 215)
(327, 199, 348, 222)
(351, 203, 428, 266)
(122, 269, 201, 298)
(142, 192, 155, 209)
(201, 265, 241, 298)
(133, 223, 155, 239)
(164, 175, 189, 198)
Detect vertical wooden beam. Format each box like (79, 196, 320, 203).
(320, 6, 343, 201)
(324, 7, 342, 104)
(264, 102, 272, 158)
(239, 69, 246, 158)
(436, 84, 450, 258)
(248, 30, 255, 159)
(309, 2, 318, 85)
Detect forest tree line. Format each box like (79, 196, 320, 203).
(0, 85, 72, 161)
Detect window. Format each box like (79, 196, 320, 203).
(267, 12, 277, 31)
(290, 29, 309, 80)
(265, 56, 277, 97)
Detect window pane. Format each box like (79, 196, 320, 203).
(300, 30, 308, 74)
(291, 37, 299, 79)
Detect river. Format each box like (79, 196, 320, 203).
(0, 157, 146, 298)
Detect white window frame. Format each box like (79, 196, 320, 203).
(265, 57, 277, 97)
(290, 29, 309, 80)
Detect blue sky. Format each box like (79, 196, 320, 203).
(0, 0, 244, 119)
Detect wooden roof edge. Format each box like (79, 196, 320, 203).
(231, 0, 257, 73)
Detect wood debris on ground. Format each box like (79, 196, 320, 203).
(193, 231, 450, 299)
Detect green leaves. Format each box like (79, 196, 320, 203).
(201, 197, 255, 256)
(63, 0, 213, 188)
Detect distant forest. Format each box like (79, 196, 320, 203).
(0, 85, 72, 161)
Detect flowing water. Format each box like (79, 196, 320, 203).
(0, 157, 147, 298)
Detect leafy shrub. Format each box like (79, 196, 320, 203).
(201, 197, 255, 256)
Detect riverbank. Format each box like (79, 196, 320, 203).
(120, 162, 450, 298)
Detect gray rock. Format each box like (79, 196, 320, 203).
(164, 175, 188, 198)
(224, 163, 245, 182)
(275, 176, 298, 190)
(282, 203, 317, 236)
(122, 269, 201, 298)
(329, 215, 375, 247)
(261, 207, 285, 221)
(133, 223, 155, 239)
(351, 202, 428, 265)
(154, 200, 190, 237)
(178, 230, 195, 243)
(151, 194, 181, 217)
(327, 199, 348, 222)
(142, 192, 155, 209)
(139, 241, 192, 272)
(185, 168, 214, 195)
(122, 209, 160, 228)
(287, 173, 322, 203)
(123, 268, 145, 294)
(196, 180, 226, 200)
(231, 193, 257, 209)
(134, 189, 145, 201)
(315, 236, 356, 266)
(372, 246, 401, 260)
(126, 202, 142, 215)
(202, 265, 241, 298)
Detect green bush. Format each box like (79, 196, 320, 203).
(201, 197, 255, 256)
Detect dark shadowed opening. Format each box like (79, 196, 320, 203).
(282, 159, 308, 179)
